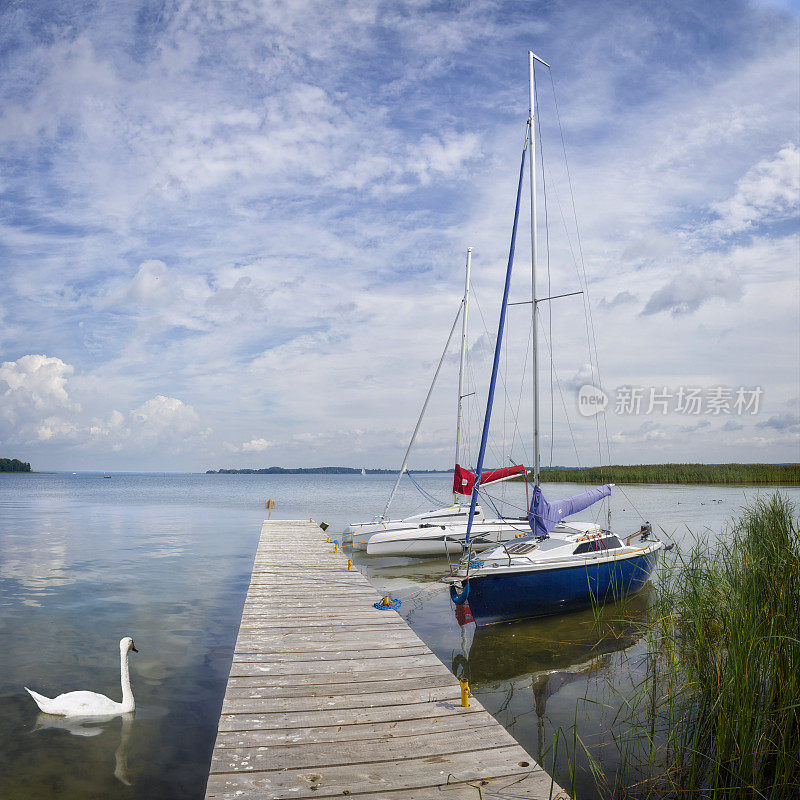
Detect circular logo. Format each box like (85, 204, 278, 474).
(577, 384, 608, 417)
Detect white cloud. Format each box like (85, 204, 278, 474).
(241, 437, 276, 453)
(0, 354, 208, 457)
(0, 356, 80, 444)
(598, 291, 638, 310)
(409, 132, 482, 185)
(709, 144, 800, 235)
(129, 395, 206, 440)
(641, 267, 744, 317)
(0, 354, 77, 412)
(566, 363, 596, 392)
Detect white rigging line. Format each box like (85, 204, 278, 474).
(546, 70, 612, 471)
(539, 153, 605, 467)
(535, 78, 556, 471)
(537, 317, 584, 470)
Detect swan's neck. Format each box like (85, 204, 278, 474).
(119, 648, 135, 712)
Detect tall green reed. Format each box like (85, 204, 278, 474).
(648, 493, 800, 798)
(571, 493, 799, 798)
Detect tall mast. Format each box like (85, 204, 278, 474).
(453, 246, 472, 503)
(529, 50, 541, 486)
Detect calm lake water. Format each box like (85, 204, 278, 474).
(1, 472, 797, 799)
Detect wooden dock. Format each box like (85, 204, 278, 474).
(205, 520, 564, 799)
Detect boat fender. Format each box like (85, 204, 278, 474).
(449, 582, 469, 605)
(374, 596, 401, 611)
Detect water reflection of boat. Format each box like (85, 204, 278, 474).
(452, 592, 649, 757)
(452, 589, 650, 685)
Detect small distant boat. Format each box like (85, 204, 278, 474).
(443, 53, 665, 625)
(361, 468, 366, 476)
(103, 475, 111, 479)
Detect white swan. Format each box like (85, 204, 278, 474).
(25, 636, 138, 716)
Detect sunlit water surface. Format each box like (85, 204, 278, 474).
(1, 472, 796, 799)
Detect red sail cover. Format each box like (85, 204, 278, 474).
(452, 463, 526, 495)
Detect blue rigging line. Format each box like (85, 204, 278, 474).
(466, 129, 528, 544)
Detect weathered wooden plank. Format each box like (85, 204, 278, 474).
(328, 778, 566, 800)
(226, 653, 442, 677)
(217, 701, 486, 732)
(210, 724, 528, 774)
(233, 635, 423, 652)
(221, 685, 462, 714)
(205, 744, 552, 799)
(238, 613, 398, 624)
(232, 638, 425, 655)
(228, 659, 444, 686)
(226, 664, 448, 686)
(229, 645, 430, 662)
(212, 712, 496, 748)
(246, 586, 376, 592)
(223, 675, 458, 699)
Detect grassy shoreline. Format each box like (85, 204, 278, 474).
(572, 493, 800, 798)
(527, 463, 799, 485)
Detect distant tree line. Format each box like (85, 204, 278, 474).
(206, 466, 449, 475)
(527, 463, 800, 485)
(0, 458, 31, 472)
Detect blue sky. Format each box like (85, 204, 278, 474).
(1, 0, 798, 471)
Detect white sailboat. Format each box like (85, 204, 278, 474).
(346, 248, 533, 556)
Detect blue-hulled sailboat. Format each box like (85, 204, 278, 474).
(443, 52, 665, 626)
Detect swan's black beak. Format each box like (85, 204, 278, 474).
(131, 643, 138, 653)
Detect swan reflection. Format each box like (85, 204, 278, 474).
(33, 712, 135, 785)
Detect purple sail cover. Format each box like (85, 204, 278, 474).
(528, 484, 613, 537)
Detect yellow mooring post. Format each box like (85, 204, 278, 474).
(459, 679, 470, 707)
(347, 559, 352, 570)
(265, 499, 275, 519)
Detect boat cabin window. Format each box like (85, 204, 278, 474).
(573, 535, 623, 555)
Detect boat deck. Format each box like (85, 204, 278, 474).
(205, 519, 564, 799)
